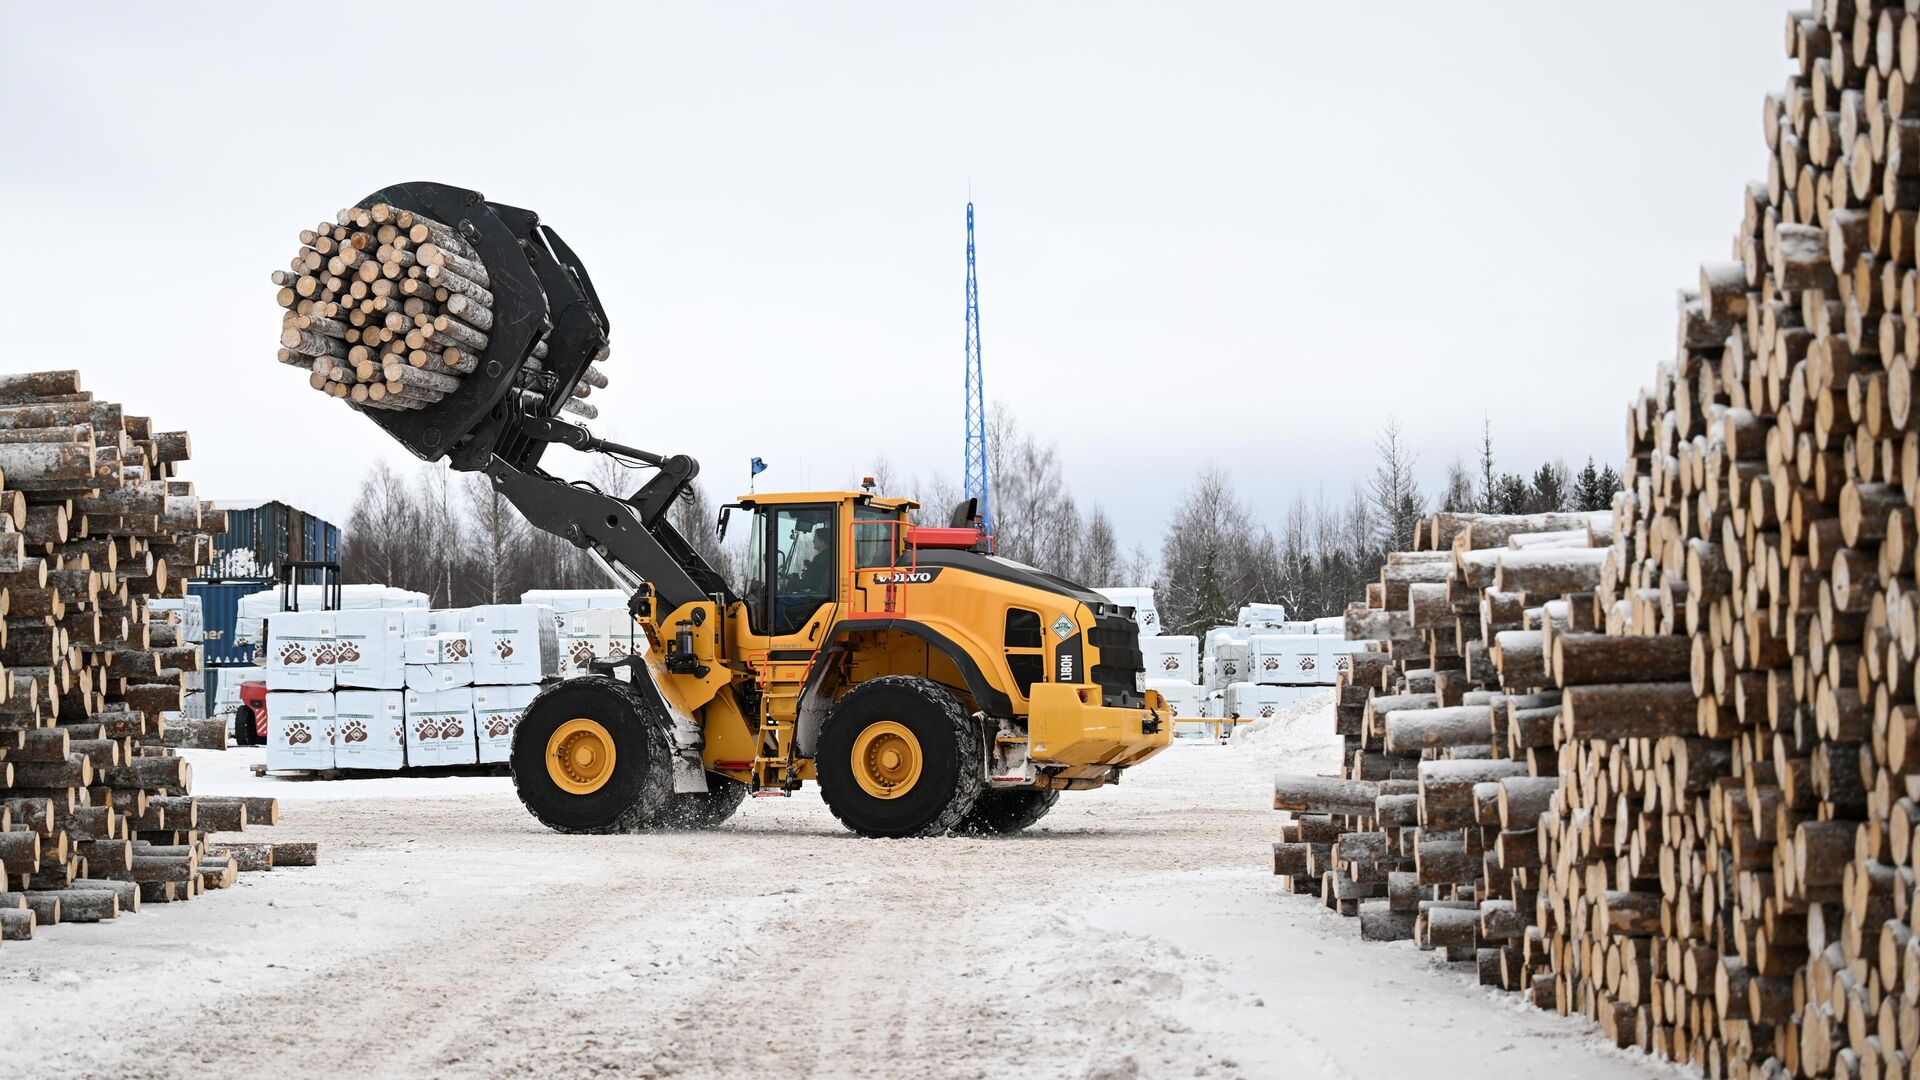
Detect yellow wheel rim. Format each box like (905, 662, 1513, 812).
(547, 718, 617, 795)
(851, 720, 922, 800)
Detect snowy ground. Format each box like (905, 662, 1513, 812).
(2, 696, 1682, 1080)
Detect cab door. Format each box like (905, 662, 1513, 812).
(739, 503, 840, 650)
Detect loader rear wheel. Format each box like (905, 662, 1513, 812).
(510, 677, 673, 834)
(817, 676, 983, 838)
(956, 786, 1059, 834)
(661, 775, 749, 829)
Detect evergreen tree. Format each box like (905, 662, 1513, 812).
(1526, 460, 1571, 513)
(1572, 457, 1604, 511)
(1477, 416, 1498, 512)
(1595, 463, 1623, 507)
(1492, 473, 1530, 513)
(1368, 417, 1425, 551)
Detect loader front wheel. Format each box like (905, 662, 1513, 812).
(510, 677, 673, 834)
(817, 676, 983, 838)
(956, 786, 1059, 834)
(661, 775, 749, 829)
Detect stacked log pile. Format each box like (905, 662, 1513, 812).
(1272, 513, 1614, 985)
(1273, 5, 1920, 1065)
(272, 202, 608, 418)
(0, 370, 311, 947)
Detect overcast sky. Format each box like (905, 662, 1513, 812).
(0, 2, 1782, 554)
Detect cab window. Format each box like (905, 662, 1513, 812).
(1004, 607, 1044, 697)
(742, 510, 767, 630)
(853, 504, 903, 569)
(771, 506, 835, 636)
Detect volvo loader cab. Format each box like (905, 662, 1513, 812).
(315, 181, 1170, 838)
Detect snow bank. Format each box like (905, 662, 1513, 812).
(1228, 690, 1342, 772)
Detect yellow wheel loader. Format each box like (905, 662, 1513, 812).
(329, 182, 1170, 838)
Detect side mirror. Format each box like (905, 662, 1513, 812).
(716, 506, 732, 542)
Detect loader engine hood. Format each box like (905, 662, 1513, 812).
(909, 549, 1146, 708)
(910, 549, 1107, 607)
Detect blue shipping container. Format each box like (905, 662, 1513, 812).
(190, 578, 275, 666)
(210, 500, 340, 577)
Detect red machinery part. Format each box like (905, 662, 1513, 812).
(239, 679, 269, 739)
(907, 526, 983, 550)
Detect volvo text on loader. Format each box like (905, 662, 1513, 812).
(326, 182, 1170, 838)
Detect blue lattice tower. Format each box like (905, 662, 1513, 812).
(963, 202, 990, 532)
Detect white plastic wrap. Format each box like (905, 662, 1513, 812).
(404, 686, 477, 766)
(333, 609, 407, 690)
(264, 610, 336, 692)
(468, 605, 561, 685)
(333, 690, 407, 770)
(265, 690, 335, 770)
(1141, 635, 1199, 685)
(474, 684, 541, 764)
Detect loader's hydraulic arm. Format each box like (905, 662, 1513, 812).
(482, 431, 734, 613)
(350, 181, 734, 615)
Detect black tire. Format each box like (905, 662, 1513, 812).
(233, 706, 263, 747)
(816, 676, 984, 838)
(659, 775, 749, 829)
(509, 676, 674, 834)
(955, 786, 1059, 835)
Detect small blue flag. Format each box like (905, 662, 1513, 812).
(750, 457, 768, 477)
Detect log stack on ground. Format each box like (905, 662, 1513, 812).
(1274, 6, 1920, 1068)
(0, 370, 312, 947)
(272, 202, 607, 418)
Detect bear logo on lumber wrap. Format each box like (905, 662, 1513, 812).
(278, 642, 307, 666)
(1298, 656, 1317, 671)
(414, 717, 443, 741)
(313, 642, 338, 666)
(1260, 705, 1276, 718)
(341, 719, 368, 744)
(1161, 655, 1181, 671)
(438, 716, 465, 739)
(494, 637, 514, 659)
(285, 721, 311, 745)
(567, 640, 596, 668)
(484, 716, 516, 738)
(336, 640, 362, 663)
(1263, 657, 1279, 671)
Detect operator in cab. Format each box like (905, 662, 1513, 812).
(794, 525, 833, 597)
(772, 523, 835, 629)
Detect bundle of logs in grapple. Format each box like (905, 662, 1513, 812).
(271, 201, 608, 418)
(1271, 2, 1920, 1060)
(0, 369, 312, 948)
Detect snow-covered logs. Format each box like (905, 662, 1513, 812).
(0, 371, 310, 947)
(1273, 7, 1920, 1072)
(1275, 507, 1731, 1056)
(272, 202, 607, 418)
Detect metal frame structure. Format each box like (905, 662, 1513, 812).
(962, 202, 990, 533)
